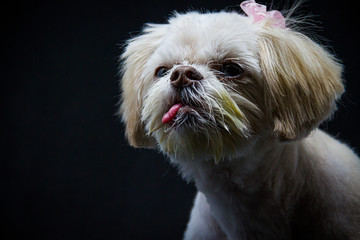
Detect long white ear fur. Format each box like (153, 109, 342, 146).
(258, 27, 344, 140)
(119, 24, 167, 148)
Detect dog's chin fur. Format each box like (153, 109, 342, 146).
(119, 7, 360, 240)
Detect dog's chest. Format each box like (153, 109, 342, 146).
(188, 161, 291, 240)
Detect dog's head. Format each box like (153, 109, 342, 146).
(119, 3, 344, 162)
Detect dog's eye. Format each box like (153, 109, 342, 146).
(155, 67, 169, 78)
(222, 63, 244, 77)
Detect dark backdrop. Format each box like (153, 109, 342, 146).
(1, 0, 359, 239)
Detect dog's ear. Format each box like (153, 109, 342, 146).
(258, 28, 344, 140)
(119, 24, 166, 148)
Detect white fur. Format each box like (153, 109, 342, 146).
(181, 129, 360, 239)
(120, 8, 360, 240)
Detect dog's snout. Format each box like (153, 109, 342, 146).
(170, 66, 203, 89)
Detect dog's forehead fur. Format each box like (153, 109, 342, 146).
(152, 12, 259, 68)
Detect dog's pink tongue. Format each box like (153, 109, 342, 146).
(162, 103, 184, 124)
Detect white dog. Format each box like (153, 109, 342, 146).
(119, 1, 360, 239)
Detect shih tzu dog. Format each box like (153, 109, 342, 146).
(119, 1, 360, 239)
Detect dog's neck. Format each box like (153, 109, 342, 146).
(177, 134, 302, 188)
(175, 133, 311, 239)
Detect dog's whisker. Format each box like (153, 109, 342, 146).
(148, 124, 164, 135)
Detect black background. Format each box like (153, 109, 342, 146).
(1, 0, 359, 239)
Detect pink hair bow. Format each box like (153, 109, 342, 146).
(240, 0, 286, 29)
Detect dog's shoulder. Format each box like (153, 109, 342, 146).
(303, 129, 360, 172)
(293, 129, 360, 238)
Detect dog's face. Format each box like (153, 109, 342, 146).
(120, 11, 344, 162)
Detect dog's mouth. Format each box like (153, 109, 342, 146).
(162, 103, 184, 124)
(161, 94, 211, 127)
(162, 102, 204, 125)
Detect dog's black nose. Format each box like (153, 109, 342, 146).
(170, 66, 203, 89)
